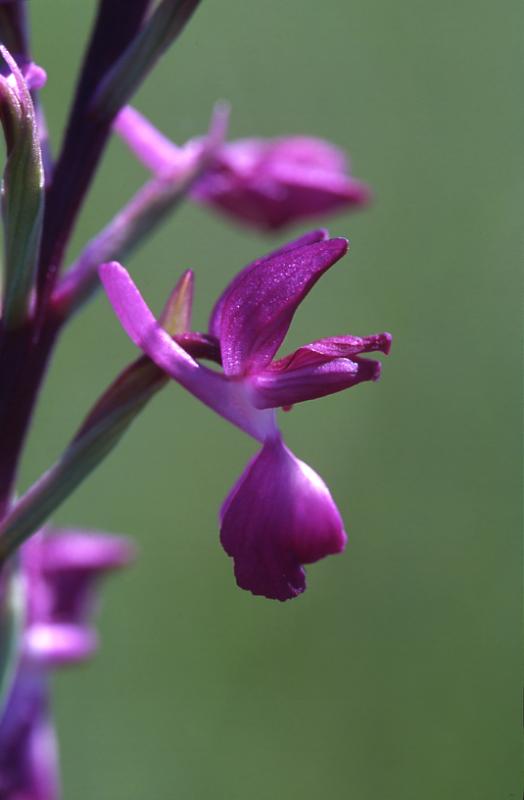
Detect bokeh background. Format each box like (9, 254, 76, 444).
(19, 0, 521, 798)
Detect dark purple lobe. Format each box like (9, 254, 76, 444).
(217, 237, 348, 377)
(220, 436, 346, 601)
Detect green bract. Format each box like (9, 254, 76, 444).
(0, 47, 44, 329)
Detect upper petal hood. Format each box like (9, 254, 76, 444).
(208, 228, 329, 338)
(215, 237, 348, 376)
(220, 436, 347, 601)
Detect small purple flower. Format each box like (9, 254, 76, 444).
(100, 230, 390, 600)
(23, 527, 133, 666)
(0, 528, 132, 798)
(114, 106, 371, 231)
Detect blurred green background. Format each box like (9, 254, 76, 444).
(18, 0, 522, 797)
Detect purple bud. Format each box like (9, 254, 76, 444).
(194, 135, 371, 230)
(115, 105, 370, 231)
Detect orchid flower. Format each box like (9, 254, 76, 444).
(114, 106, 371, 231)
(100, 230, 391, 600)
(0, 528, 132, 798)
(21, 528, 133, 666)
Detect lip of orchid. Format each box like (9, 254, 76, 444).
(220, 434, 347, 601)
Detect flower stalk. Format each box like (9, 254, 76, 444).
(0, 1, 390, 793)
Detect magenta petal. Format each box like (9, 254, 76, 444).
(249, 331, 391, 406)
(99, 262, 207, 381)
(251, 356, 382, 408)
(217, 238, 348, 376)
(208, 228, 329, 338)
(220, 437, 347, 601)
(271, 333, 393, 369)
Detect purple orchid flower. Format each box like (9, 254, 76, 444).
(114, 106, 371, 231)
(100, 230, 390, 601)
(0, 528, 132, 799)
(22, 527, 133, 666)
